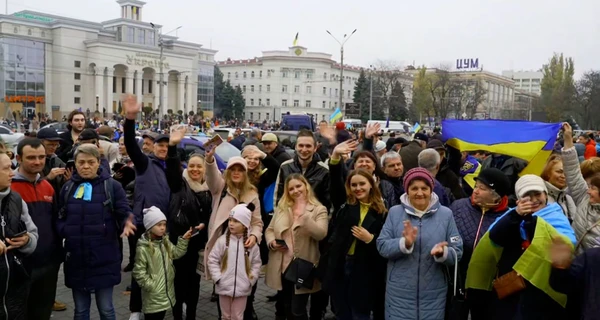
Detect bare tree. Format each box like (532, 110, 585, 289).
(574, 71, 600, 129)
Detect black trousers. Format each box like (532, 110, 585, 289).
(281, 275, 312, 320)
(173, 250, 201, 320)
(144, 310, 167, 320)
(129, 228, 143, 312)
(26, 260, 61, 320)
(243, 282, 258, 320)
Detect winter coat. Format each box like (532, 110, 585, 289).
(377, 193, 463, 320)
(265, 203, 329, 294)
(399, 140, 423, 173)
(207, 233, 261, 298)
(56, 130, 75, 162)
(562, 146, 600, 253)
(437, 163, 468, 201)
(550, 247, 600, 320)
(133, 234, 189, 314)
(584, 139, 596, 159)
(270, 145, 292, 166)
(11, 171, 61, 266)
(202, 159, 262, 280)
(324, 203, 386, 316)
(42, 154, 67, 195)
(433, 178, 452, 207)
(275, 154, 331, 210)
(0, 188, 39, 320)
(56, 167, 132, 289)
(544, 181, 577, 222)
(254, 154, 280, 223)
(123, 119, 170, 227)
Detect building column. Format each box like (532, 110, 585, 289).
(153, 73, 159, 113)
(186, 78, 194, 116)
(125, 70, 134, 94)
(105, 67, 114, 114)
(135, 71, 143, 105)
(177, 73, 185, 113)
(163, 75, 169, 116)
(94, 67, 104, 113)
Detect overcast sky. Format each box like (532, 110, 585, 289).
(8, 0, 599, 77)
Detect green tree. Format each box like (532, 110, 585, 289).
(574, 71, 600, 129)
(353, 70, 370, 122)
(213, 66, 226, 118)
(541, 53, 575, 122)
(412, 66, 433, 123)
(232, 85, 245, 119)
(388, 81, 408, 121)
(220, 81, 235, 119)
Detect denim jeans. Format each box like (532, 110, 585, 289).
(72, 287, 116, 320)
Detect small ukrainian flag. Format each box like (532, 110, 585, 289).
(329, 108, 342, 124)
(293, 32, 299, 46)
(412, 122, 422, 133)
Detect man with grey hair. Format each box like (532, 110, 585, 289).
(380, 152, 405, 196)
(418, 149, 452, 206)
(242, 128, 264, 150)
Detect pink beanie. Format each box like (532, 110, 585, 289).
(403, 167, 435, 191)
(226, 156, 248, 171)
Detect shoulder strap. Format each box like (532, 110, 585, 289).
(103, 179, 115, 214)
(59, 181, 74, 219)
(218, 186, 228, 208)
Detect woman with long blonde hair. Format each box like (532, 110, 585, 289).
(265, 174, 328, 320)
(203, 146, 263, 318)
(325, 169, 387, 320)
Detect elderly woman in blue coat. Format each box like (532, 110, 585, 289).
(377, 167, 463, 320)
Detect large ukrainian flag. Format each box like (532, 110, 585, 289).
(441, 120, 562, 176)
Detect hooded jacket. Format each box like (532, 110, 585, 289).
(544, 181, 577, 222)
(377, 193, 463, 320)
(133, 233, 189, 314)
(275, 154, 331, 210)
(207, 233, 261, 297)
(56, 167, 132, 289)
(270, 144, 292, 165)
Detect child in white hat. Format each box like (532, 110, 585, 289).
(207, 203, 262, 320)
(132, 206, 193, 320)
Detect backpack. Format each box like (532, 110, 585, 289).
(59, 179, 116, 221)
(263, 182, 276, 214)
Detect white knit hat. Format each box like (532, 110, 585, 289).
(515, 174, 548, 199)
(229, 203, 255, 229)
(143, 206, 167, 231)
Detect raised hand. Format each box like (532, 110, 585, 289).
(403, 220, 418, 249)
(169, 125, 187, 146)
(516, 197, 534, 216)
(121, 94, 140, 120)
(365, 122, 381, 139)
(332, 140, 359, 160)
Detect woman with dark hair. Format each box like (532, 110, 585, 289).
(326, 169, 387, 320)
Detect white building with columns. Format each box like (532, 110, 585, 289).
(218, 46, 362, 122)
(0, 0, 216, 120)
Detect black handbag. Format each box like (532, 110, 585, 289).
(283, 257, 316, 290)
(445, 247, 467, 320)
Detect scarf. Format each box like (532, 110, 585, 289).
(182, 169, 208, 193)
(470, 194, 509, 213)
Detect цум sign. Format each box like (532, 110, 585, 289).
(456, 58, 479, 70)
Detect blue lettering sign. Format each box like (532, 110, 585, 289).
(456, 58, 480, 70)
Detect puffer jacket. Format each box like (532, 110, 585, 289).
(275, 154, 331, 209)
(377, 193, 463, 320)
(207, 233, 261, 297)
(202, 159, 262, 280)
(544, 181, 577, 222)
(132, 234, 189, 314)
(562, 146, 600, 253)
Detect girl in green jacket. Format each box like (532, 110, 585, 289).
(133, 206, 193, 320)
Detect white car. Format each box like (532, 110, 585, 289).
(0, 125, 24, 148)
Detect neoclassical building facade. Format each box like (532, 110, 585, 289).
(0, 0, 216, 120)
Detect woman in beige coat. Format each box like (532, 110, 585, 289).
(265, 173, 329, 320)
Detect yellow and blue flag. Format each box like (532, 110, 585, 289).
(293, 32, 299, 46)
(412, 122, 422, 133)
(441, 120, 562, 176)
(329, 108, 342, 124)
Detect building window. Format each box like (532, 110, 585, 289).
(74, 85, 81, 92)
(348, 90, 351, 98)
(258, 113, 261, 120)
(259, 85, 262, 92)
(267, 85, 270, 92)
(74, 97, 81, 104)
(250, 99, 254, 105)
(330, 88, 332, 96)
(127, 27, 135, 43)
(227, 72, 231, 79)
(266, 99, 270, 106)
(74, 73, 81, 80)
(243, 85, 246, 93)
(294, 85, 299, 93)
(294, 100, 299, 107)
(74, 61, 81, 68)
(306, 86, 312, 94)
(324, 72, 327, 79)
(259, 71, 262, 78)
(28, 29, 32, 36)
(235, 72, 239, 79)
(335, 102, 338, 108)
(113, 77, 117, 93)
(323, 87, 326, 95)
(322, 101, 326, 108)
(307, 73, 312, 79)
(121, 77, 126, 93)
(251, 71, 255, 78)
(282, 99, 287, 107)
(306, 100, 311, 108)
(250, 85, 254, 92)
(250, 112, 253, 120)
(149, 30, 155, 44)
(267, 70, 271, 78)
(282, 85, 287, 93)
(41, 31, 45, 37)
(243, 72, 247, 79)
(137, 29, 145, 44)
(295, 72, 300, 79)
(335, 89, 338, 97)
(329, 101, 332, 108)
(282, 71, 288, 78)
(266, 113, 269, 120)
(258, 99, 262, 105)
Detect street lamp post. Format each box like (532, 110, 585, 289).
(150, 23, 181, 127)
(369, 65, 375, 120)
(326, 29, 357, 117)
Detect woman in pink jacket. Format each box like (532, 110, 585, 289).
(208, 203, 262, 320)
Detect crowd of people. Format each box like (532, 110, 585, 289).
(0, 93, 599, 320)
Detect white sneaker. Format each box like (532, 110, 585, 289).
(129, 312, 141, 320)
(182, 302, 187, 315)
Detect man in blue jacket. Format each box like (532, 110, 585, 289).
(13, 138, 62, 319)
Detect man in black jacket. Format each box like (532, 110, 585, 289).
(261, 133, 291, 165)
(56, 110, 86, 162)
(273, 129, 330, 320)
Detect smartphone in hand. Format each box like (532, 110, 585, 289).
(203, 135, 223, 151)
(275, 239, 288, 248)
